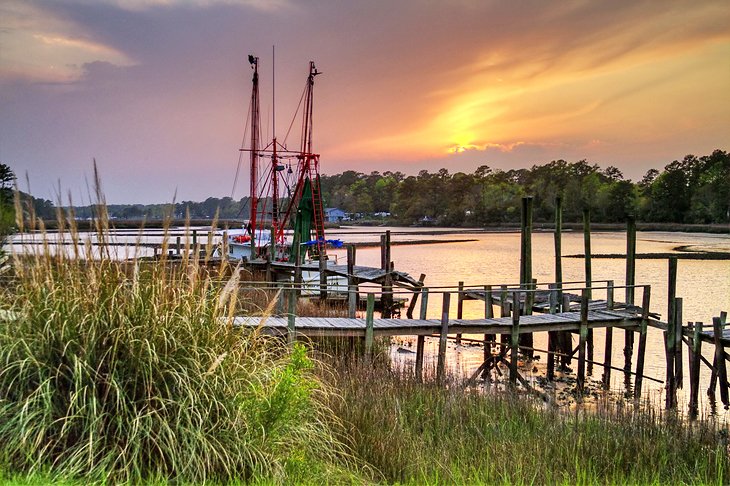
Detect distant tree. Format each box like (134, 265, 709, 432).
(0, 163, 16, 253)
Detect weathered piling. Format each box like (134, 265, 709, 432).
(365, 293, 375, 363)
(484, 284, 494, 362)
(318, 251, 327, 300)
(688, 321, 702, 417)
(577, 289, 589, 393)
(519, 196, 534, 358)
(624, 216, 637, 378)
(380, 231, 393, 318)
(665, 258, 678, 409)
(347, 245, 357, 318)
(437, 293, 451, 384)
(547, 284, 558, 380)
(415, 287, 429, 382)
(603, 280, 615, 388)
(287, 283, 297, 343)
(510, 290, 521, 384)
(634, 286, 651, 399)
(554, 196, 563, 295)
(712, 316, 728, 408)
(583, 208, 594, 375)
(456, 281, 464, 345)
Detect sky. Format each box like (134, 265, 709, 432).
(1, 0, 729, 204)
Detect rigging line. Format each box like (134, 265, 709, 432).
(283, 79, 308, 146)
(230, 96, 253, 198)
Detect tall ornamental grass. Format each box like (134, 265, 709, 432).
(0, 197, 356, 484)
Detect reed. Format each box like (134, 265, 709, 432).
(0, 189, 357, 484)
(329, 358, 730, 485)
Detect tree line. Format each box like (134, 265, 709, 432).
(320, 149, 729, 225)
(1, 149, 728, 228)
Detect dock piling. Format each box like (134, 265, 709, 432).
(689, 321, 702, 417)
(415, 287, 429, 382)
(577, 289, 589, 393)
(634, 285, 651, 400)
(364, 293, 375, 363)
(510, 291, 521, 384)
(437, 292, 451, 384)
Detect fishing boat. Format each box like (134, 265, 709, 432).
(221, 54, 346, 292)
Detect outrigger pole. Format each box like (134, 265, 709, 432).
(248, 54, 260, 260)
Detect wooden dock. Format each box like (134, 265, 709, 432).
(232, 309, 641, 337)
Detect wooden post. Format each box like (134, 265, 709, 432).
(624, 216, 637, 378)
(560, 293, 572, 370)
(415, 287, 429, 382)
(287, 284, 297, 343)
(547, 284, 558, 381)
(456, 281, 464, 345)
(222, 231, 228, 260)
(318, 251, 327, 301)
(347, 245, 357, 318)
(293, 242, 302, 297)
(176, 236, 181, 256)
(381, 231, 393, 318)
(484, 285, 494, 363)
(365, 293, 375, 363)
(603, 280, 614, 389)
(519, 197, 533, 358)
(192, 229, 197, 254)
(675, 297, 684, 390)
(634, 286, 651, 400)
(689, 322, 702, 418)
(707, 313, 727, 399)
(384, 230, 391, 272)
(437, 293, 451, 384)
(712, 316, 728, 408)
(276, 284, 285, 315)
(510, 291, 521, 384)
(406, 273, 426, 319)
(500, 285, 510, 348)
(554, 196, 563, 300)
(577, 289, 589, 393)
(665, 258, 678, 409)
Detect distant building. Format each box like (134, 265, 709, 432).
(324, 207, 347, 222)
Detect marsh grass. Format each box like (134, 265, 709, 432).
(330, 358, 730, 485)
(0, 186, 359, 484)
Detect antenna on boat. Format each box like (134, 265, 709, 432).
(272, 45, 275, 140)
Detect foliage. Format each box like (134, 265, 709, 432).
(0, 164, 16, 257)
(316, 149, 729, 225)
(0, 214, 356, 484)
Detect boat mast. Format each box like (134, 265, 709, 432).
(270, 47, 280, 256)
(248, 54, 260, 259)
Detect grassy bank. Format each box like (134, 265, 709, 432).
(328, 357, 730, 485)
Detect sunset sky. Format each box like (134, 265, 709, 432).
(1, 0, 729, 204)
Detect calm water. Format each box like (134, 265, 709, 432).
(328, 227, 730, 414)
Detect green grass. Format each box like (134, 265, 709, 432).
(329, 358, 730, 485)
